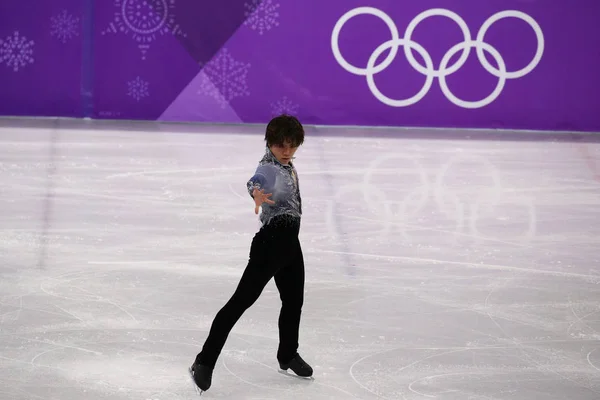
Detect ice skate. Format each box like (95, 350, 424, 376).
(189, 361, 213, 395)
(278, 353, 314, 379)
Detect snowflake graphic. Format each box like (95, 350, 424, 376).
(198, 48, 251, 108)
(0, 31, 34, 72)
(50, 10, 80, 43)
(101, 0, 187, 60)
(244, 0, 280, 35)
(127, 76, 150, 101)
(270, 96, 299, 116)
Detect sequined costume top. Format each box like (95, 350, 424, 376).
(246, 148, 302, 226)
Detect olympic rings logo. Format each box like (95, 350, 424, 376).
(331, 7, 545, 108)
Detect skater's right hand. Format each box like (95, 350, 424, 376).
(253, 188, 275, 214)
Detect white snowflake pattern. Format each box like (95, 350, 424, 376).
(0, 31, 35, 72)
(270, 96, 299, 116)
(244, 0, 280, 35)
(198, 48, 251, 108)
(101, 0, 187, 60)
(127, 76, 150, 101)
(50, 10, 80, 43)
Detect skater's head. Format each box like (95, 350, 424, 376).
(265, 114, 304, 165)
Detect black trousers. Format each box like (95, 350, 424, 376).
(196, 216, 305, 368)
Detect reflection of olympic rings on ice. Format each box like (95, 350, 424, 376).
(326, 152, 537, 243)
(434, 153, 536, 241)
(361, 153, 431, 239)
(326, 152, 432, 243)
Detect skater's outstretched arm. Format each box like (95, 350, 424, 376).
(247, 164, 277, 214)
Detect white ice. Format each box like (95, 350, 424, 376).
(1, 119, 599, 400)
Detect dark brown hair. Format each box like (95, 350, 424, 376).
(265, 114, 305, 148)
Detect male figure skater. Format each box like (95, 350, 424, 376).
(190, 114, 313, 393)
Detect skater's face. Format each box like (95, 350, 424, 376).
(270, 141, 298, 165)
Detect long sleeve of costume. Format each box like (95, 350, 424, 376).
(247, 164, 277, 197)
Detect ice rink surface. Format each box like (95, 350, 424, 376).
(1, 118, 599, 400)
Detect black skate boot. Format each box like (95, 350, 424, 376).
(189, 361, 213, 393)
(279, 354, 313, 378)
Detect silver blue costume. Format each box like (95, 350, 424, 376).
(246, 147, 302, 226)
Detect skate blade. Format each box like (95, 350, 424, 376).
(189, 367, 204, 396)
(278, 369, 315, 381)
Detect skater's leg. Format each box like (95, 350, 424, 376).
(197, 234, 278, 368)
(274, 238, 305, 364)
(274, 239, 312, 377)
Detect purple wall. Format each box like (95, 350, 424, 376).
(0, 0, 599, 132)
